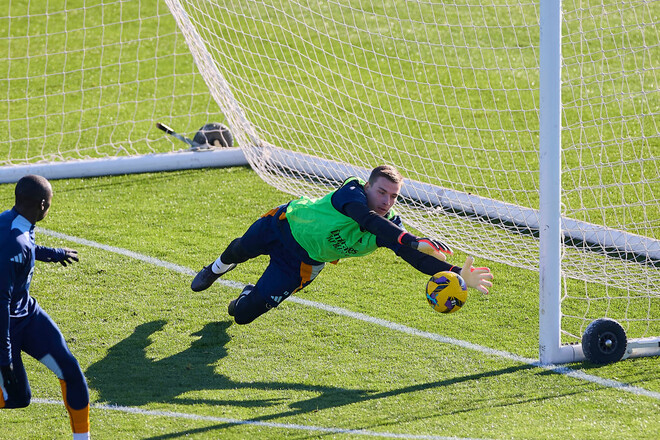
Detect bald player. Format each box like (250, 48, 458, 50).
(0, 175, 90, 440)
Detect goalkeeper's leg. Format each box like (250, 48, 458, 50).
(229, 245, 325, 325)
(191, 206, 284, 292)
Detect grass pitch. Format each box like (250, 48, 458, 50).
(0, 167, 658, 439)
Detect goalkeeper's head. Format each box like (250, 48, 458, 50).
(365, 165, 403, 216)
(14, 174, 53, 224)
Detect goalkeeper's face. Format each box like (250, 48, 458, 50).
(365, 177, 402, 216)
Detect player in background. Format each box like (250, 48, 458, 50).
(192, 165, 493, 325)
(0, 175, 90, 440)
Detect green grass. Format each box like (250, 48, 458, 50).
(0, 167, 658, 439)
(0, 0, 220, 160)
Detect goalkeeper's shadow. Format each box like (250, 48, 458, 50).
(85, 319, 368, 409)
(136, 362, 554, 440)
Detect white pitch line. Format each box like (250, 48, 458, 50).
(38, 227, 660, 404)
(32, 398, 491, 440)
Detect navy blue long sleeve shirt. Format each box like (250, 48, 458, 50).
(0, 208, 65, 366)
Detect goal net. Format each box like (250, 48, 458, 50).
(166, 0, 659, 362)
(3, 0, 658, 363)
(0, 0, 244, 182)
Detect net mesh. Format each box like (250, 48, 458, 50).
(3, 0, 658, 343)
(0, 0, 222, 164)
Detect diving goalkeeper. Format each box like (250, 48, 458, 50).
(191, 165, 493, 325)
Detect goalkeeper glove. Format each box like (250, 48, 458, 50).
(460, 256, 494, 294)
(409, 237, 453, 262)
(1, 363, 20, 399)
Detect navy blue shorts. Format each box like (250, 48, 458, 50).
(226, 205, 325, 323)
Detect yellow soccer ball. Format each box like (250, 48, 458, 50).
(426, 271, 468, 313)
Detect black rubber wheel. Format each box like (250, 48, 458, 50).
(581, 318, 627, 364)
(192, 122, 234, 148)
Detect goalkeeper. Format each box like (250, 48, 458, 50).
(192, 165, 493, 325)
(0, 175, 90, 440)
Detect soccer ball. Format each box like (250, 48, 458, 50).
(426, 271, 468, 313)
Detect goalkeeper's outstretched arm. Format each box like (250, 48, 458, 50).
(340, 198, 493, 293)
(396, 245, 461, 275)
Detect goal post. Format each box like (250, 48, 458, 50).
(0, 149, 248, 184)
(538, 0, 563, 364)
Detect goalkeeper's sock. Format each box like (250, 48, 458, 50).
(212, 257, 235, 275)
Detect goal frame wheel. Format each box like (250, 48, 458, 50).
(581, 318, 627, 365)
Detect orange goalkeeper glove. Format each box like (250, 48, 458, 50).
(410, 237, 453, 262)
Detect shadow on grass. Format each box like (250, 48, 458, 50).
(86, 319, 537, 439)
(86, 319, 370, 409)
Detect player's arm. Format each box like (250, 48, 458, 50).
(341, 201, 452, 260)
(35, 246, 79, 266)
(396, 244, 461, 275)
(333, 179, 452, 259)
(342, 201, 406, 241)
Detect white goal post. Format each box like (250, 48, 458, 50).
(2, 0, 658, 364)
